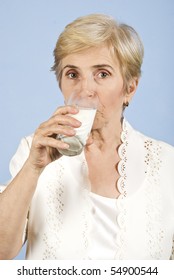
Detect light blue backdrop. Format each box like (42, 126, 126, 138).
(0, 0, 173, 260)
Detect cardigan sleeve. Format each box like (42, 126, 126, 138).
(0, 184, 7, 194)
(0, 136, 32, 193)
(9, 136, 32, 179)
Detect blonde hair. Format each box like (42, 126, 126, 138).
(52, 14, 144, 90)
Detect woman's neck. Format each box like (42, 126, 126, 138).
(88, 117, 123, 151)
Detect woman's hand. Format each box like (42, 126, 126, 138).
(0, 107, 81, 260)
(27, 106, 81, 172)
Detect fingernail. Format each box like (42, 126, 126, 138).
(72, 107, 79, 113)
(76, 120, 81, 126)
(62, 143, 69, 149)
(69, 129, 76, 135)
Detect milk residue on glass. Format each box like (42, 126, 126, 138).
(57, 108, 96, 156)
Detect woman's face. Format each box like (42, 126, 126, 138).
(60, 46, 134, 129)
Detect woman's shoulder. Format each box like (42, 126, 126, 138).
(125, 120, 174, 159)
(132, 125, 174, 161)
(137, 130, 174, 153)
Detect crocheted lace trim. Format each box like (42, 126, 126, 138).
(170, 236, 174, 260)
(114, 118, 128, 259)
(42, 161, 65, 259)
(144, 139, 163, 259)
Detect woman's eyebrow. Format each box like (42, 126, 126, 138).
(92, 64, 114, 70)
(61, 64, 115, 73)
(62, 64, 79, 71)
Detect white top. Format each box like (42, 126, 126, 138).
(89, 192, 119, 259)
(0, 119, 174, 260)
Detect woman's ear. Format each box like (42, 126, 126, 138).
(125, 77, 139, 103)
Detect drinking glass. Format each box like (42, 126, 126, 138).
(57, 90, 98, 156)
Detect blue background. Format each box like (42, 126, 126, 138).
(0, 0, 173, 260)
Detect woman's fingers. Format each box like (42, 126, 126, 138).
(40, 110, 81, 129)
(35, 105, 81, 139)
(36, 124, 76, 138)
(28, 105, 82, 170)
(34, 135, 70, 150)
(52, 105, 79, 116)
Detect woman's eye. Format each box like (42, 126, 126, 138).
(97, 71, 110, 79)
(66, 72, 78, 79)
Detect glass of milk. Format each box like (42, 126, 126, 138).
(57, 90, 98, 156)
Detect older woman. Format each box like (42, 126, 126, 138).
(0, 14, 174, 260)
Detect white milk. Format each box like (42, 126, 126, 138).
(57, 108, 96, 156)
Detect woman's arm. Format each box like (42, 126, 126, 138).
(0, 160, 41, 259)
(0, 105, 81, 259)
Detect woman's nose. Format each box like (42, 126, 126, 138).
(78, 75, 97, 96)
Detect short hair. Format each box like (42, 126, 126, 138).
(52, 14, 144, 90)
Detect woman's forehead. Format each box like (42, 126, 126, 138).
(61, 46, 119, 69)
